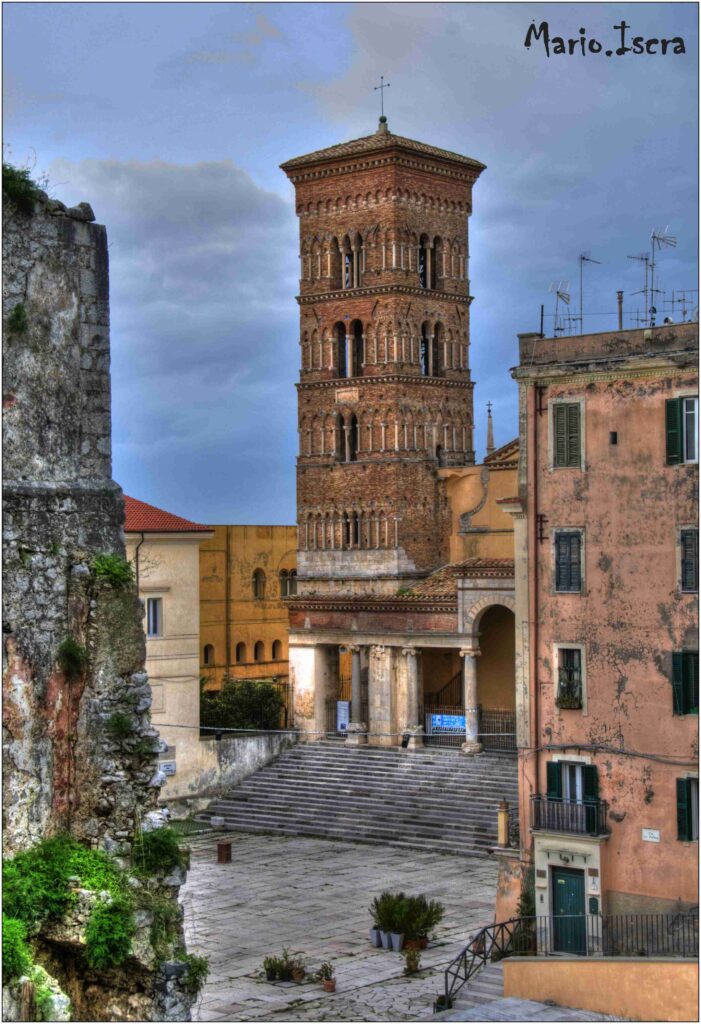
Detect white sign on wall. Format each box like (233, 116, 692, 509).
(161, 761, 177, 777)
(642, 828, 660, 843)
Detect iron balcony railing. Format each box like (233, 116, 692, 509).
(531, 795, 609, 837)
(556, 667, 582, 709)
(444, 913, 699, 1005)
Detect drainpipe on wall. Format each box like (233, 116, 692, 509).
(134, 531, 145, 595)
(225, 527, 232, 680)
(527, 385, 541, 800)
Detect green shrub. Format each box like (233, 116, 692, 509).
(140, 892, 181, 960)
(2, 915, 31, 981)
(369, 890, 407, 933)
(91, 553, 134, 588)
(57, 637, 88, 680)
(84, 896, 134, 969)
(30, 966, 57, 1022)
(180, 953, 209, 994)
(106, 711, 135, 741)
(200, 677, 284, 731)
(402, 947, 421, 975)
(2, 163, 43, 214)
(3, 836, 127, 932)
(8, 303, 28, 333)
(132, 828, 186, 877)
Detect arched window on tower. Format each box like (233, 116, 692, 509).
(335, 322, 347, 378)
(336, 414, 345, 461)
(432, 236, 441, 289)
(236, 642, 247, 663)
(252, 569, 266, 600)
(351, 320, 364, 376)
(254, 641, 265, 662)
(349, 415, 359, 462)
(342, 512, 351, 548)
(420, 323, 430, 377)
(289, 569, 297, 595)
(330, 237, 342, 290)
(203, 644, 214, 666)
(418, 235, 428, 288)
(433, 323, 444, 377)
(342, 236, 353, 289)
(279, 569, 289, 597)
(351, 511, 360, 547)
(272, 639, 283, 660)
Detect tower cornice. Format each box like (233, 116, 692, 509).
(296, 374, 473, 392)
(297, 284, 472, 306)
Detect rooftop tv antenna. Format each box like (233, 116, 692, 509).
(628, 253, 650, 326)
(549, 280, 570, 338)
(649, 227, 676, 326)
(578, 252, 601, 334)
(664, 289, 698, 323)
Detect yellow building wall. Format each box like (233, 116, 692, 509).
(125, 531, 210, 799)
(441, 456, 517, 563)
(199, 525, 297, 690)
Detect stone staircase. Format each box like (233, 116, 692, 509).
(199, 741, 518, 857)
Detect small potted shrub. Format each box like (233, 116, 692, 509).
(433, 994, 453, 1014)
(278, 949, 294, 982)
(317, 961, 336, 993)
(263, 955, 278, 981)
(402, 947, 421, 976)
(390, 896, 409, 952)
(371, 890, 404, 950)
(368, 895, 383, 947)
(291, 956, 306, 983)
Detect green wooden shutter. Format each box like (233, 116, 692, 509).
(672, 652, 685, 714)
(681, 530, 698, 592)
(666, 398, 683, 464)
(566, 404, 581, 466)
(546, 762, 562, 800)
(683, 652, 699, 715)
(583, 765, 599, 803)
(554, 406, 567, 467)
(677, 778, 691, 841)
(570, 533, 581, 590)
(555, 534, 567, 589)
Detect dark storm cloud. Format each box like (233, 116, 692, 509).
(49, 157, 299, 522)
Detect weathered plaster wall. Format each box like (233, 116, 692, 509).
(503, 958, 698, 1022)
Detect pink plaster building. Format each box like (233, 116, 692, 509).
(501, 321, 698, 934)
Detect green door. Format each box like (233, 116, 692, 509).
(552, 867, 586, 954)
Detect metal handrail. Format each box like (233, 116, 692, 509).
(443, 913, 698, 1006)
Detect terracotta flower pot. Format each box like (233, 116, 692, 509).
(419, 936, 429, 950)
(292, 968, 306, 982)
(322, 979, 336, 993)
(404, 939, 421, 951)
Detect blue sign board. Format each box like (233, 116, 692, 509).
(336, 700, 351, 732)
(429, 713, 465, 732)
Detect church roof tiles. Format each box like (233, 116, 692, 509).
(124, 496, 211, 533)
(281, 125, 486, 172)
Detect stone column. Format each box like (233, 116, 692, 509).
(368, 644, 393, 747)
(401, 647, 424, 750)
(460, 647, 482, 754)
(344, 644, 367, 746)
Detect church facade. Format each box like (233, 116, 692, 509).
(281, 118, 521, 752)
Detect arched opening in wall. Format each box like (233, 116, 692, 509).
(279, 569, 289, 597)
(418, 234, 429, 288)
(420, 323, 430, 376)
(433, 323, 444, 377)
(342, 235, 353, 289)
(329, 237, 341, 289)
(349, 415, 359, 462)
(436, 444, 444, 466)
(342, 512, 351, 548)
(236, 642, 247, 663)
(252, 569, 266, 600)
(203, 644, 215, 666)
(351, 319, 364, 376)
(475, 604, 516, 752)
(254, 641, 265, 662)
(288, 569, 297, 595)
(272, 639, 283, 660)
(351, 511, 360, 547)
(432, 236, 442, 289)
(335, 322, 347, 378)
(335, 414, 346, 461)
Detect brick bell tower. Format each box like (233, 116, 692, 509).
(281, 117, 485, 598)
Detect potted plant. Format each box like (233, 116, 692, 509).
(368, 894, 384, 947)
(262, 956, 279, 981)
(317, 961, 336, 993)
(278, 949, 294, 982)
(433, 994, 453, 1014)
(371, 890, 404, 950)
(417, 897, 445, 948)
(390, 896, 409, 952)
(402, 947, 421, 976)
(291, 956, 306, 983)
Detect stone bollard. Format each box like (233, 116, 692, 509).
(497, 798, 510, 848)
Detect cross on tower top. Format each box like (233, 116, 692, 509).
(487, 401, 493, 415)
(374, 75, 390, 119)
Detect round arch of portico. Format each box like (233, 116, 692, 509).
(463, 594, 516, 646)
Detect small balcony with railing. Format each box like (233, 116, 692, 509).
(531, 795, 609, 837)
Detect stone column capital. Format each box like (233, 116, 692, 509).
(370, 644, 386, 656)
(459, 647, 481, 658)
(340, 643, 361, 654)
(401, 647, 419, 658)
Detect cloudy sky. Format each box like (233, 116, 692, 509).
(4, 3, 697, 524)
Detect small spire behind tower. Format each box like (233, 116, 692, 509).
(486, 401, 495, 457)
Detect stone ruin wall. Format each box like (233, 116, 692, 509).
(2, 191, 194, 1020)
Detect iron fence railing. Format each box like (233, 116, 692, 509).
(478, 707, 517, 752)
(531, 795, 609, 836)
(422, 705, 517, 751)
(444, 913, 699, 1005)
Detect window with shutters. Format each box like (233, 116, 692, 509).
(672, 651, 699, 715)
(553, 403, 582, 468)
(677, 777, 699, 841)
(680, 529, 699, 592)
(555, 530, 583, 592)
(666, 396, 698, 465)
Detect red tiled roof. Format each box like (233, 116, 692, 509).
(124, 496, 211, 533)
(411, 558, 515, 596)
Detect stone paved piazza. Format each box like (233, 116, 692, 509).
(181, 832, 498, 1021)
